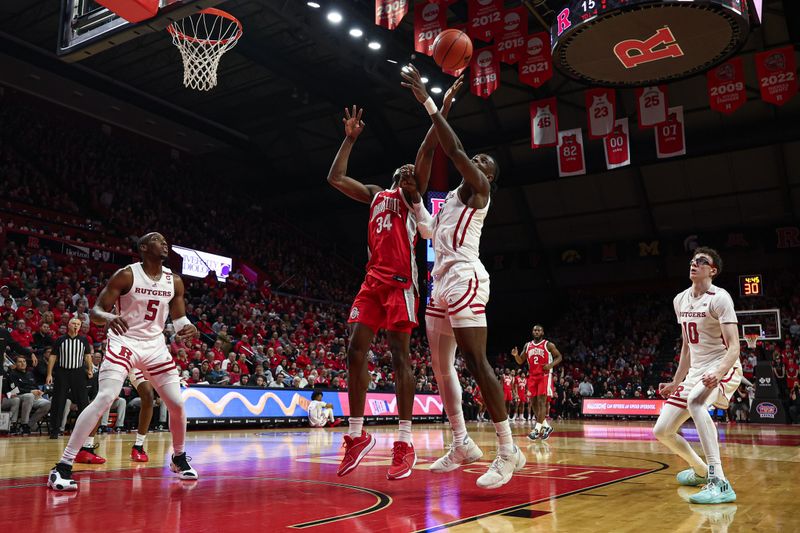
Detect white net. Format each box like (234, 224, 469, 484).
(168, 8, 242, 91)
(744, 334, 759, 349)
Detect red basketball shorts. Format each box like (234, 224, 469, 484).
(527, 373, 554, 397)
(348, 275, 418, 334)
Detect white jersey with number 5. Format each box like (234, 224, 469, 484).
(431, 188, 490, 282)
(673, 284, 740, 370)
(111, 263, 175, 342)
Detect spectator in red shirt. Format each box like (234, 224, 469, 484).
(10, 319, 33, 348)
(236, 335, 254, 359)
(227, 363, 241, 385)
(237, 354, 251, 375)
(196, 314, 213, 336)
(211, 340, 225, 362)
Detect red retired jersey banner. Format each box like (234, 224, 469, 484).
(414, 2, 446, 56)
(604, 118, 631, 170)
(518, 32, 553, 88)
(497, 7, 527, 64)
(707, 56, 746, 114)
(376, 0, 408, 30)
(467, 0, 503, 43)
(635, 85, 668, 128)
(530, 97, 558, 149)
(656, 106, 686, 159)
(470, 46, 500, 99)
(755, 46, 798, 106)
(557, 128, 586, 177)
(586, 88, 616, 139)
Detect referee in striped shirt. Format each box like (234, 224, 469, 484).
(47, 318, 93, 438)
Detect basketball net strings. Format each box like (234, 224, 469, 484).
(172, 12, 240, 91)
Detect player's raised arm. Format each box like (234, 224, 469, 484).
(169, 275, 198, 343)
(90, 267, 133, 335)
(401, 65, 490, 199)
(398, 174, 434, 239)
(413, 75, 463, 196)
(327, 105, 383, 204)
(511, 345, 525, 366)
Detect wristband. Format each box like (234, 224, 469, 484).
(423, 97, 438, 115)
(173, 316, 192, 331)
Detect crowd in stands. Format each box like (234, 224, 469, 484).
(2, 94, 799, 434)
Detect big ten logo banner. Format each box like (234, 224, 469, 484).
(414, 1, 446, 56)
(470, 46, 500, 98)
(518, 32, 552, 88)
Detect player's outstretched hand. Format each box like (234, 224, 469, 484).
(343, 105, 365, 140)
(400, 64, 430, 104)
(108, 316, 129, 335)
(511, 346, 519, 358)
(398, 174, 421, 203)
(658, 381, 678, 399)
(442, 75, 463, 114)
(176, 323, 198, 343)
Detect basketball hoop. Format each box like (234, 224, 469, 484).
(744, 333, 759, 349)
(167, 8, 243, 91)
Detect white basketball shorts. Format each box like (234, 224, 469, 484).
(665, 364, 742, 410)
(100, 335, 179, 388)
(426, 267, 490, 330)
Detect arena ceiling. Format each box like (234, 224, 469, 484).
(0, 0, 798, 256)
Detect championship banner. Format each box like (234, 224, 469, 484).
(467, 0, 503, 42)
(182, 386, 444, 422)
(755, 46, 798, 106)
(497, 6, 527, 64)
(530, 97, 558, 149)
(518, 32, 552, 88)
(707, 56, 746, 114)
(469, 45, 500, 99)
(414, 1, 446, 56)
(656, 106, 686, 159)
(582, 399, 666, 416)
(557, 128, 586, 177)
(586, 87, 616, 138)
(604, 117, 631, 170)
(635, 85, 668, 128)
(375, 0, 408, 30)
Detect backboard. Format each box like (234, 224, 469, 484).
(58, 0, 225, 61)
(735, 308, 781, 342)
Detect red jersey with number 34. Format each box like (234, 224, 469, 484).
(526, 339, 552, 376)
(365, 188, 418, 290)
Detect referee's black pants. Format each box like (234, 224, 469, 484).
(50, 367, 89, 436)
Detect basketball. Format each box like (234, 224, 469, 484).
(432, 29, 473, 72)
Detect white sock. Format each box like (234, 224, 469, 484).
(84, 436, 95, 448)
(535, 422, 543, 432)
(135, 433, 147, 447)
(398, 420, 412, 444)
(543, 419, 551, 428)
(448, 412, 467, 446)
(494, 419, 513, 456)
(708, 463, 725, 481)
(348, 417, 364, 437)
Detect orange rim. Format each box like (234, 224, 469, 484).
(167, 8, 243, 46)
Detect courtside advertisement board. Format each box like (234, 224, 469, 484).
(582, 398, 666, 416)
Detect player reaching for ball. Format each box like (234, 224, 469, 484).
(400, 63, 526, 490)
(326, 75, 462, 481)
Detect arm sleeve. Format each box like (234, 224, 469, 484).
(711, 291, 738, 324)
(412, 201, 435, 239)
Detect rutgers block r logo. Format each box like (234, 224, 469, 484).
(613, 27, 684, 69)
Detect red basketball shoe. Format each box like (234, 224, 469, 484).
(336, 431, 375, 477)
(387, 441, 416, 480)
(74, 448, 106, 464)
(131, 445, 149, 462)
